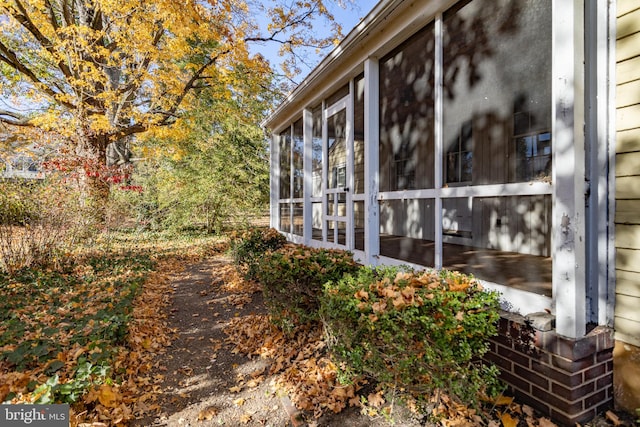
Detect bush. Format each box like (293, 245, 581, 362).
(254, 244, 359, 331)
(231, 227, 286, 280)
(0, 178, 92, 274)
(321, 266, 502, 410)
(0, 180, 38, 226)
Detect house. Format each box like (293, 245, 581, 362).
(1, 154, 44, 180)
(0, 132, 47, 180)
(263, 0, 640, 424)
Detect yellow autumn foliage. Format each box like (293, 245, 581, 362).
(0, 0, 345, 167)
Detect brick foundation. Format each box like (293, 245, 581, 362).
(484, 312, 615, 426)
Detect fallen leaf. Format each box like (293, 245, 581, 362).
(97, 385, 118, 408)
(197, 405, 219, 421)
(354, 289, 369, 300)
(500, 412, 517, 427)
(538, 418, 558, 427)
(605, 410, 622, 426)
(522, 404, 534, 417)
(367, 391, 385, 408)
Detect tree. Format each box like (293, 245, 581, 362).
(0, 0, 348, 217)
(125, 80, 272, 233)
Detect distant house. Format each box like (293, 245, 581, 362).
(263, 0, 640, 424)
(1, 153, 44, 180)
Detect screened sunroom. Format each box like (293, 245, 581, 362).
(265, 0, 616, 343)
(265, 1, 620, 421)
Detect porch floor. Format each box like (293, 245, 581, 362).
(312, 230, 552, 296)
(379, 234, 552, 296)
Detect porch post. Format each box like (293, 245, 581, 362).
(364, 58, 380, 266)
(552, 0, 586, 338)
(270, 133, 279, 230)
(434, 13, 444, 270)
(303, 109, 314, 245)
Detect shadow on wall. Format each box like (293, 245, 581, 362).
(380, 0, 555, 259)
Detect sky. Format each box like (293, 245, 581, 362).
(253, 0, 379, 84)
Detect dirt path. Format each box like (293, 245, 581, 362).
(132, 254, 423, 427)
(132, 255, 290, 426)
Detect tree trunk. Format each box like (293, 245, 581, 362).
(80, 134, 112, 228)
(84, 174, 111, 228)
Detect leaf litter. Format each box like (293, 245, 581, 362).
(3, 236, 627, 426)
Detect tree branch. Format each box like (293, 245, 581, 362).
(0, 109, 33, 127)
(0, 41, 75, 110)
(9, 0, 74, 79)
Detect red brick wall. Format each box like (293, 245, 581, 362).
(485, 313, 615, 426)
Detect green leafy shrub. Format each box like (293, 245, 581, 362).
(231, 227, 286, 280)
(255, 244, 359, 331)
(321, 266, 501, 410)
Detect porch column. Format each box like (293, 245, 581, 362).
(552, 0, 587, 338)
(364, 57, 380, 266)
(270, 133, 279, 230)
(303, 109, 313, 245)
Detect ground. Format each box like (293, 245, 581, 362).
(131, 255, 422, 427)
(130, 254, 635, 427)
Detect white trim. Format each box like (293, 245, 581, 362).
(378, 182, 553, 201)
(351, 249, 367, 265)
(585, 0, 615, 327)
(364, 58, 380, 266)
(434, 13, 444, 270)
(303, 108, 314, 245)
(270, 133, 279, 229)
(321, 100, 328, 243)
(552, 0, 586, 338)
(606, 0, 617, 328)
(347, 80, 355, 250)
(289, 123, 296, 235)
(480, 281, 553, 315)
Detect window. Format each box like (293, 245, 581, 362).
(445, 121, 473, 184)
(327, 108, 346, 189)
(513, 108, 551, 182)
(515, 132, 551, 182)
(332, 164, 346, 188)
(393, 142, 417, 190)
